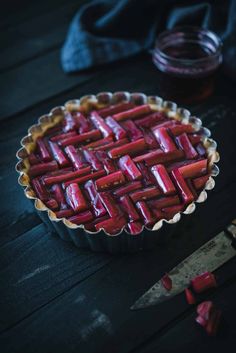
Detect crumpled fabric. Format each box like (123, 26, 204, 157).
(61, 0, 236, 78)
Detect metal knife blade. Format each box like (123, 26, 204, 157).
(131, 228, 236, 310)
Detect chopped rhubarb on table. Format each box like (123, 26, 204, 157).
(148, 195, 180, 209)
(36, 137, 52, 162)
(161, 273, 172, 291)
(151, 164, 176, 195)
(90, 111, 114, 137)
(84, 180, 107, 217)
(66, 183, 87, 212)
(68, 210, 94, 225)
(64, 145, 87, 169)
(49, 141, 69, 167)
(59, 130, 102, 147)
(130, 186, 161, 203)
(152, 127, 177, 152)
(126, 221, 143, 235)
(94, 138, 129, 151)
(95, 171, 126, 191)
(176, 133, 198, 159)
(120, 195, 140, 221)
(178, 159, 208, 178)
(83, 149, 103, 170)
(169, 124, 194, 136)
(108, 138, 147, 159)
(171, 169, 194, 204)
(105, 116, 127, 140)
(192, 174, 210, 190)
(98, 191, 123, 218)
(113, 181, 142, 197)
(29, 160, 58, 177)
(31, 178, 50, 201)
(191, 272, 217, 293)
(136, 201, 155, 224)
(135, 111, 166, 128)
(118, 155, 142, 181)
(43, 166, 91, 186)
(185, 288, 196, 305)
(97, 102, 135, 118)
(63, 170, 106, 188)
(113, 104, 152, 121)
(122, 120, 143, 141)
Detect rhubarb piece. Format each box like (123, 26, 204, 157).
(197, 301, 214, 321)
(113, 104, 152, 121)
(72, 111, 91, 133)
(178, 159, 208, 178)
(205, 308, 222, 336)
(28, 153, 40, 165)
(63, 112, 79, 132)
(96, 151, 116, 174)
(126, 221, 143, 235)
(122, 120, 143, 140)
(94, 138, 129, 151)
(153, 127, 177, 152)
(136, 201, 155, 224)
(105, 116, 127, 140)
(45, 167, 73, 176)
(84, 215, 110, 232)
(189, 134, 202, 145)
(143, 130, 159, 149)
(51, 184, 67, 208)
(50, 131, 77, 142)
(59, 130, 101, 147)
(108, 138, 146, 159)
(118, 155, 142, 181)
(64, 145, 87, 169)
(149, 195, 180, 209)
(152, 208, 165, 221)
(166, 159, 195, 172)
(43, 166, 91, 186)
(171, 169, 194, 204)
(136, 163, 156, 186)
(162, 204, 184, 219)
(65, 183, 87, 212)
(98, 191, 123, 217)
(134, 149, 184, 166)
(84, 136, 113, 149)
(161, 273, 172, 291)
(83, 149, 103, 170)
(191, 272, 217, 293)
(176, 133, 198, 159)
(113, 181, 142, 197)
(169, 124, 194, 136)
(63, 170, 106, 188)
(135, 111, 166, 128)
(196, 143, 207, 157)
(192, 174, 210, 190)
(84, 180, 106, 217)
(97, 102, 135, 118)
(55, 209, 75, 218)
(44, 125, 62, 137)
(31, 178, 50, 201)
(68, 211, 94, 225)
(95, 216, 127, 235)
(151, 164, 176, 195)
(90, 111, 113, 137)
(130, 186, 161, 203)
(195, 315, 207, 328)
(36, 137, 52, 162)
(152, 120, 178, 130)
(45, 198, 59, 210)
(185, 288, 196, 305)
(120, 195, 140, 221)
(29, 160, 58, 177)
(49, 141, 69, 167)
(95, 171, 126, 191)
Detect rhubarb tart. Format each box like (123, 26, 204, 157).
(16, 92, 219, 252)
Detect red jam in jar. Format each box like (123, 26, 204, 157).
(153, 27, 222, 104)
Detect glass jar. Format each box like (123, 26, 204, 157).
(153, 26, 223, 104)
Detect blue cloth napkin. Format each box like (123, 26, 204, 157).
(61, 0, 236, 78)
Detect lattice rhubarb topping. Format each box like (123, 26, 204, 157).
(27, 103, 211, 235)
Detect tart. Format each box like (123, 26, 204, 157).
(16, 92, 219, 252)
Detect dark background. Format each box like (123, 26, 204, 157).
(0, 1, 236, 352)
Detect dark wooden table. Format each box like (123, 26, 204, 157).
(1, 1, 236, 352)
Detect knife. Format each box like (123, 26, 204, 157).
(131, 220, 236, 310)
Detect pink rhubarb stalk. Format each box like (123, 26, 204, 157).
(143, 130, 158, 149)
(94, 138, 129, 151)
(120, 195, 140, 221)
(135, 112, 166, 128)
(28, 153, 40, 165)
(29, 160, 58, 177)
(108, 138, 147, 159)
(152, 127, 177, 152)
(83, 149, 103, 170)
(136, 201, 155, 224)
(185, 288, 196, 305)
(178, 159, 208, 178)
(64, 145, 87, 169)
(148, 195, 180, 209)
(84, 180, 107, 217)
(151, 164, 176, 195)
(36, 137, 52, 162)
(95, 171, 126, 191)
(95, 216, 127, 235)
(98, 191, 123, 218)
(73, 111, 91, 133)
(192, 174, 210, 190)
(49, 141, 69, 167)
(45, 199, 59, 210)
(113, 104, 152, 121)
(66, 183, 87, 212)
(176, 133, 198, 159)
(31, 178, 49, 201)
(55, 209, 75, 218)
(97, 102, 135, 118)
(113, 181, 142, 197)
(63, 170, 106, 188)
(122, 120, 143, 140)
(50, 131, 77, 142)
(90, 111, 113, 137)
(161, 204, 184, 220)
(191, 272, 217, 293)
(68, 211, 94, 225)
(63, 112, 79, 132)
(43, 166, 91, 186)
(134, 149, 184, 166)
(171, 169, 194, 204)
(126, 221, 143, 235)
(169, 124, 194, 136)
(105, 116, 127, 140)
(51, 184, 67, 208)
(161, 273, 172, 291)
(118, 155, 142, 180)
(136, 162, 156, 186)
(59, 130, 102, 147)
(96, 151, 116, 174)
(84, 136, 113, 149)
